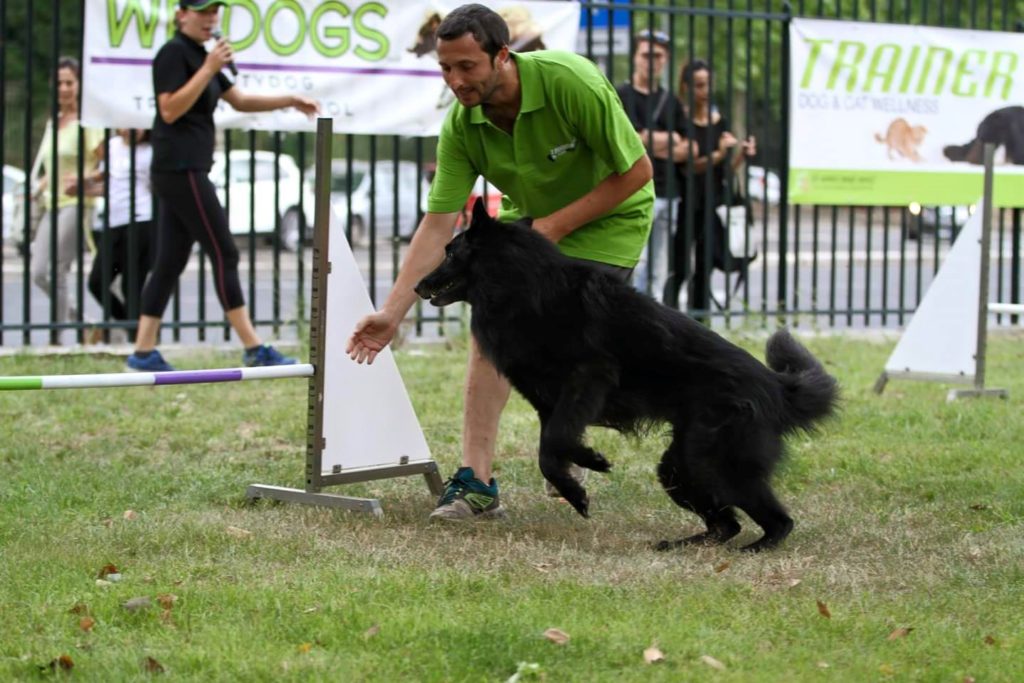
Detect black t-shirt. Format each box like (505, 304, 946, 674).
(615, 83, 687, 198)
(682, 114, 730, 211)
(150, 33, 233, 172)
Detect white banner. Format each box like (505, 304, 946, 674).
(82, 0, 580, 136)
(790, 18, 1024, 206)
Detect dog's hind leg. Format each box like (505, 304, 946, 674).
(538, 364, 619, 518)
(654, 434, 741, 551)
(735, 480, 794, 552)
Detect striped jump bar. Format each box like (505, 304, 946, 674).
(0, 364, 314, 391)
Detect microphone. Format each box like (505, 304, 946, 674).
(210, 30, 238, 76)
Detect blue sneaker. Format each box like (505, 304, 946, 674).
(243, 344, 297, 367)
(126, 349, 175, 373)
(429, 467, 506, 520)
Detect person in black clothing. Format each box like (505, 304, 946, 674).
(126, 0, 319, 372)
(672, 59, 757, 316)
(616, 29, 691, 304)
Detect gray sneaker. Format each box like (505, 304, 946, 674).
(429, 467, 507, 521)
(544, 463, 589, 498)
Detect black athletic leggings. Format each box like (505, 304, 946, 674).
(89, 221, 154, 323)
(142, 170, 244, 317)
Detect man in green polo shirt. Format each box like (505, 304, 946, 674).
(347, 3, 654, 520)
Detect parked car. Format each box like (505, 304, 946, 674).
(209, 150, 315, 251)
(325, 160, 430, 246)
(745, 166, 781, 205)
(903, 202, 975, 239)
(3, 164, 27, 244)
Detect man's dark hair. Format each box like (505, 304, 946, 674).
(436, 4, 510, 61)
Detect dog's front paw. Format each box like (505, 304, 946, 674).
(564, 489, 590, 518)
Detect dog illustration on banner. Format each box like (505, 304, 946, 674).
(875, 118, 928, 162)
(415, 200, 839, 552)
(943, 106, 1024, 165)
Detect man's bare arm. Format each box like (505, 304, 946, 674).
(532, 154, 653, 242)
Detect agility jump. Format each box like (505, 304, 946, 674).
(0, 364, 313, 390)
(0, 118, 443, 513)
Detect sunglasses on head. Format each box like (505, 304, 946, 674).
(635, 29, 670, 46)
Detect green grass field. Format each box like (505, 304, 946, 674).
(1, 332, 1021, 681)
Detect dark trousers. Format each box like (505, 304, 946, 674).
(142, 170, 244, 317)
(669, 207, 721, 317)
(89, 221, 154, 336)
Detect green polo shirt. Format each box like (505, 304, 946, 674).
(427, 50, 654, 268)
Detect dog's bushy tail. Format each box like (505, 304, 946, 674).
(765, 329, 839, 433)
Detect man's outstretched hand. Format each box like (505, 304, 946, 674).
(346, 312, 399, 365)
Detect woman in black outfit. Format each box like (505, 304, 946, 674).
(672, 59, 757, 316)
(127, 0, 319, 372)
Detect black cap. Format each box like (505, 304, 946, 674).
(179, 0, 226, 10)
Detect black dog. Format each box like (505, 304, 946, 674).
(415, 200, 839, 551)
(944, 106, 1024, 165)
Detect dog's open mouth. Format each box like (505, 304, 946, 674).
(416, 279, 457, 306)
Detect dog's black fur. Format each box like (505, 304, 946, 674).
(943, 106, 1024, 165)
(415, 200, 839, 551)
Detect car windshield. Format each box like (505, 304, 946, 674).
(330, 171, 366, 194)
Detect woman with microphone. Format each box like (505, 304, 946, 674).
(127, 0, 319, 372)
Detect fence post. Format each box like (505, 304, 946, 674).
(777, 3, 792, 325)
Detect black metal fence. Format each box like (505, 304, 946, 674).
(1, 0, 1021, 349)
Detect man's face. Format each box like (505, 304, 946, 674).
(437, 33, 507, 107)
(633, 39, 668, 83)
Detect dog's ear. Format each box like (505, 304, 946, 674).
(471, 196, 489, 226)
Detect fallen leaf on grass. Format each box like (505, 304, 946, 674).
(97, 563, 119, 579)
(532, 563, 551, 573)
(643, 645, 665, 663)
(123, 596, 152, 612)
(543, 628, 570, 645)
(714, 561, 731, 573)
(78, 617, 95, 632)
(68, 603, 89, 615)
(302, 606, 319, 614)
(983, 635, 997, 646)
(816, 600, 832, 619)
(142, 656, 164, 673)
(123, 509, 139, 520)
(817, 661, 830, 669)
(788, 579, 803, 588)
(45, 655, 74, 672)
(879, 663, 895, 676)
(887, 627, 913, 640)
(156, 594, 177, 610)
(364, 624, 380, 638)
(968, 504, 990, 511)
(297, 643, 313, 654)
(225, 526, 252, 538)
(95, 579, 113, 588)
(699, 654, 726, 670)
